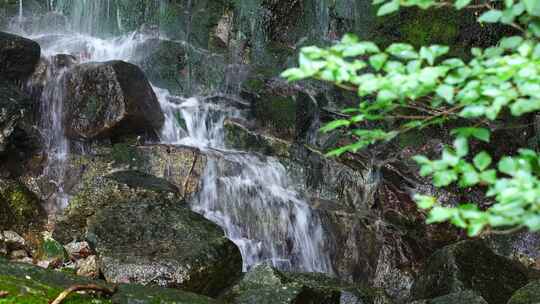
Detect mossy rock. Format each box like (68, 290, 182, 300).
(222, 264, 383, 304)
(52, 167, 179, 244)
(86, 198, 242, 297)
(0, 178, 45, 234)
(0, 257, 218, 304)
(507, 280, 540, 304)
(0, 257, 112, 304)
(410, 290, 487, 304)
(411, 240, 529, 304)
(223, 119, 291, 158)
(35, 237, 69, 264)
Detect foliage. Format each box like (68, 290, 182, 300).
(282, 0, 540, 236)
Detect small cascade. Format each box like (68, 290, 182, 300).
(28, 57, 74, 213)
(51, 0, 121, 37)
(157, 91, 333, 273)
(18, 0, 23, 22)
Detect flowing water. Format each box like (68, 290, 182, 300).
(7, 1, 333, 274)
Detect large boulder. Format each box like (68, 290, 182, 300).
(87, 197, 242, 297)
(409, 290, 488, 304)
(507, 280, 540, 304)
(62, 60, 164, 140)
(222, 264, 385, 304)
(0, 31, 40, 81)
(52, 168, 241, 297)
(0, 257, 218, 304)
(52, 167, 181, 243)
(411, 240, 529, 304)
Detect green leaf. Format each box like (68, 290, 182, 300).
(320, 119, 350, 133)
(467, 221, 486, 236)
(480, 169, 497, 184)
(474, 152, 492, 171)
(433, 170, 458, 187)
(510, 98, 540, 116)
(478, 10, 503, 23)
(415, 194, 436, 209)
(460, 105, 486, 118)
(454, 137, 469, 157)
(500, 36, 523, 49)
(524, 0, 540, 16)
(369, 53, 389, 71)
(461, 170, 480, 187)
(451, 127, 490, 142)
(386, 43, 418, 59)
(436, 84, 455, 103)
(455, 0, 472, 9)
(377, 0, 399, 16)
(498, 157, 518, 175)
(427, 206, 455, 223)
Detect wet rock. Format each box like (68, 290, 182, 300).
(107, 170, 180, 196)
(223, 264, 383, 304)
(411, 240, 529, 304)
(0, 79, 35, 154)
(53, 168, 180, 243)
(131, 38, 227, 95)
(9, 249, 28, 260)
(35, 236, 68, 266)
(62, 60, 164, 140)
(484, 232, 540, 273)
(409, 290, 487, 304)
(0, 257, 218, 303)
(137, 144, 207, 200)
(0, 231, 26, 252)
(64, 241, 93, 260)
(508, 280, 540, 304)
(224, 119, 291, 158)
(76, 255, 99, 279)
(87, 196, 242, 297)
(0, 179, 44, 235)
(0, 31, 40, 81)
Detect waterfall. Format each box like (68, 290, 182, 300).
(156, 90, 333, 273)
(18, 0, 23, 22)
(7, 1, 334, 275)
(51, 0, 121, 36)
(26, 57, 74, 213)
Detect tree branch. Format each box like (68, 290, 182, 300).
(50, 284, 116, 304)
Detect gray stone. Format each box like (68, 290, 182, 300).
(0, 31, 40, 81)
(409, 290, 487, 304)
(62, 60, 164, 140)
(411, 240, 528, 304)
(87, 197, 242, 297)
(76, 255, 99, 279)
(507, 280, 540, 304)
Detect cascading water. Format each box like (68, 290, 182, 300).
(157, 90, 333, 273)
(32, 58, 72, 213)
(7, 0, 334, 274)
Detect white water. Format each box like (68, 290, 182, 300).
(7, 3, 333, 274)
(156, 88, 332, 273)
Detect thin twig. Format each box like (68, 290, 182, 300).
(49, 284, 116, 304)
(182, 152, 198, 200)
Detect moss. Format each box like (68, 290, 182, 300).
(35, 237, 68, 263)
(254, 95, 297, 139)
(0, 179, 45, 234)
(110, 143, 146, 168)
